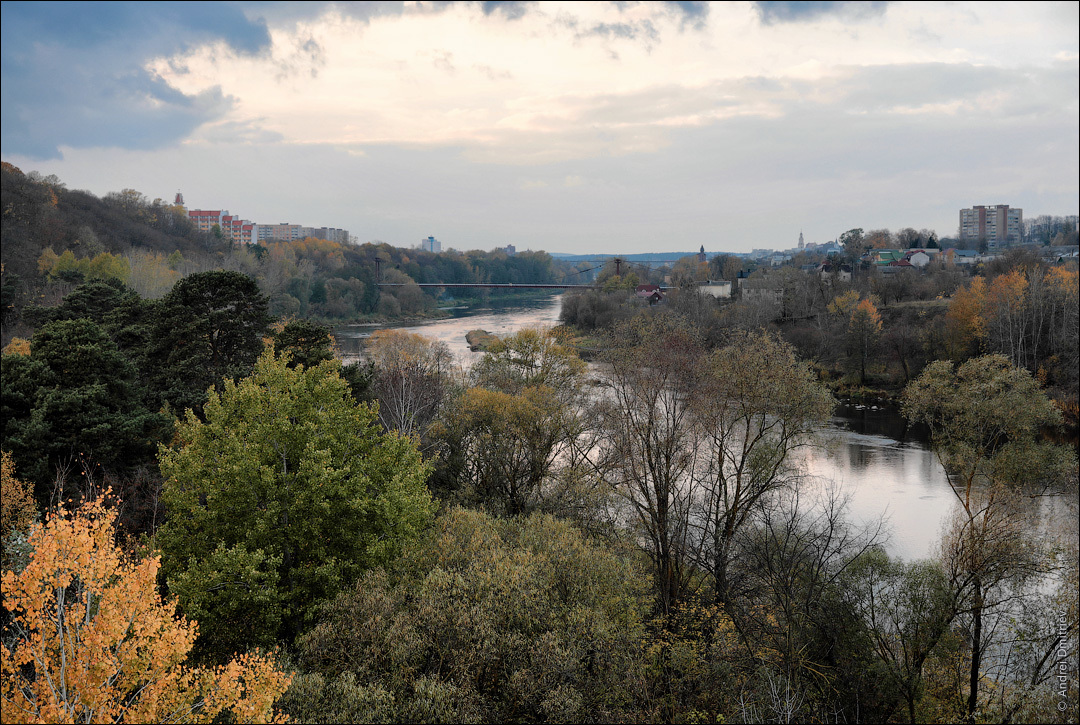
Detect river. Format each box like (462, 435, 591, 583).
(337, 294, 1076, 561)
(334, 294, 564, 366)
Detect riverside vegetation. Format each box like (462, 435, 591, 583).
(1, 166, 1078, 723)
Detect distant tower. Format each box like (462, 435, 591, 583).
(174, 191, 185, 207)
(698, 245, 707, 263)
(798, 231, 804, 250)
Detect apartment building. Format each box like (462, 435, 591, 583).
(959, 204, 1022, 247)
(257, 223, 307, 242)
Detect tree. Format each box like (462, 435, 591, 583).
(944, 277, 987, 360)
(471, 326, 586, 398)
(438, 327, 592, 516)
(1, 451, 36, 569)
(272, 318, 335, 370)
(690, 332, 834, 607)
(902, 355, 1076, 722)
(840, 228, 866, 261)
(731, 488, 884, 722)
(149, 270, 271, 414)
(0, 497, 290, 724)
(847, 297, 883, 384)
(285, 508, 649, 724)
(366, 329, 452, 440)
(446, 385, 572, 515)
(158, 348, 435, 660)
(847, 551, 957, 724)
(2, 318, 169, 494)
(599, 316, 704, 614)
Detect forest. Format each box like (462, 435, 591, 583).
(1, 165, 1078, 723)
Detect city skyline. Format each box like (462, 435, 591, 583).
(2, 1, 1077, 254)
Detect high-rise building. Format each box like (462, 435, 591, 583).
(421, 236, 442, 253)
(959, 205, 1022, 247)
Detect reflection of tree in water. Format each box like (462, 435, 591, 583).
(834, 402, 929, 442)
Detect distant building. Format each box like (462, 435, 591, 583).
(421, 236, 442, 253)
(798, 231, 804, 250)
(697, 245, 707, 263)
(504, 244, 516, 256)
(960, 204, 1022, 247)
(740, 277, 783, 305)
(187, 209, 257, 245)
(698, 280, 731, 299)
(258, 223, 307, 242)
(635, 284, 664, 305)
(819, 262, 852, 282)
(907, 251, 931, 268)
(188, 209, 228, 234)
(307, 227, 350, 244)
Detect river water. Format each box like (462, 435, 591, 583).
(337, 294, 1075, 561)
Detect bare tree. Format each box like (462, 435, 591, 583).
(366, 329, 453, 443)
(598, 315, 704, 614)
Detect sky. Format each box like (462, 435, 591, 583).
(2, 1, 1077, 255)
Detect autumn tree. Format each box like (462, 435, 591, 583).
(440, 327, 592, 516)
(1, 451, 36, 569)
(471, 326, 586, 398)
(903, 355, 1077, 722)
(847, 297, 883, 384)
(158, 348, 435, 660)
(0, 497, 290, 724)
(445, 386, 571, 515)
(944, 276, 987, 360)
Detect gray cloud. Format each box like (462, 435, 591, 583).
(1, 1, 269, 158)
(480, 2, 532, 21)
(754, 2, 890, 25)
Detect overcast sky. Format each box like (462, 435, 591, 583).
(2, 1, 1077, 254)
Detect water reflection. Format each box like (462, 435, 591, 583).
(798, 423, 953, 560)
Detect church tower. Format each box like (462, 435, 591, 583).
(798, 231, 804, 250)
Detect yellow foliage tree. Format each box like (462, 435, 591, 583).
(944, 276, 987, 359)
(2, 337, 31, 356)
(0, 497, 291, 724)
(1, 451, 36, 543)
(985, 268, 1029, 368)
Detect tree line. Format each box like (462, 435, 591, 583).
(2, 162, 578, 344)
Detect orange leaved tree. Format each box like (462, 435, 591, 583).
(0, 497, 290, 724)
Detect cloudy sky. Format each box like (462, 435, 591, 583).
(2, 1, 1077, 254)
